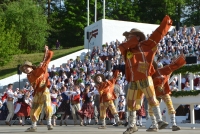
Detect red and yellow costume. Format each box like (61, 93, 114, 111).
(95, 70, 121, 127)
(149, 55, 186, 116)
(27, 50, 53, 122)
(96, 70, 119, 120)
(118, 15, 172, 111)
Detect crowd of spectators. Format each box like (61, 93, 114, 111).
(1, 25, 200, 124)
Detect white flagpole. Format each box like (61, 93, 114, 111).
(87, 0, 89, 26)
(94, 0, 97, 22)
(103, 0, 105, 19)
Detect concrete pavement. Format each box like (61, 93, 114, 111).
(0, 125, 199, 134)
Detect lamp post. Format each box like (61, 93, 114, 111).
(94, 0, 97, 22)
(103, 0, 105, 19)
(17, 64, 22, 89)
(87, 0, 89, 26)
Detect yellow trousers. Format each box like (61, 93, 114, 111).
(99, 100, 117, 119)
(148, 94, 175, 116)
(127, 76, 159, 111)
(30, 88, 52, 122)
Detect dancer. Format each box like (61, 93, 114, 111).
(20, 45, 53, 132)
(147, 54, 186, 132)
(50, 87, 58, 126)
(15, 89, 31, 126)
(93, 88, 100, 125)
(70, 85, 83, 126)
(78, 85, 95, 126)
(118, 15, 172, 134)
(5, 83, 16, 126)
(118, 96, 126, 124)
(56, 86, 71, 126)
(94, 70, 122, 129)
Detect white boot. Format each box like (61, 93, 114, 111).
(146, 115, 158, 132)
(171, 114, 180, 131)
(47, 118, 53, 130)
(152, 106, 168, 129)
(123, 111, 138, 134)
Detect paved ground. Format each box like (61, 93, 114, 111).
(0, 125, 199, 134)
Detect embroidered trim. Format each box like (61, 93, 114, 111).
(168, 65, 172, 72)
(155, 29, 164, 36)
(152, 45, 157, 52)
(148, 38, 157, 45)
(157, 70, 165, 88)
(138, 43, 148, 76)
(137, 61, 149, 74)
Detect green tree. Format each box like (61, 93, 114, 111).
(0, 19, 21, 66)
(135, 0, 185, 24)
(50, 0, 88, 47)
(49, 0, 141, 48)
(102, 0, 140, 22)
(182, 0, 200, 26)
(2, 0, 50, 52)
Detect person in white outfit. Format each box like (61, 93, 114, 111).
(5, 84, 17, 125)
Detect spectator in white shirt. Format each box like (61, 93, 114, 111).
(169, 80, 179, 91)
(162, 55, 171, 65)
(64, 65, 70, 72)
(183, 82, 190, 91)
(50, 65, 57, 78)
(100, 49, 108, 56)
(56, 78, 63, 90)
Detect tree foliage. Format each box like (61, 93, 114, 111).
(48, 0, 188, 48)
(48, 0, 88, 47)
(0, 19, 21, 66)
(134, 0, 185, 24)
(1, 0, 200, 67)
(182, 0, 200, 26)
(103, 0, 140, 22)
(2, 0, 50, 53)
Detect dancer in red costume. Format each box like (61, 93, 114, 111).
(118, 15, 172, 134)
(147, 54, 186, 132)
(20, 45, 53, 132)
(94, 70, 122, 129)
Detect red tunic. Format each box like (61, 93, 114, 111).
(96, 70, 119, 103)
(27, 50, 53, 94)
(118, 15, 172, 82)
(152, 55, 186, 97)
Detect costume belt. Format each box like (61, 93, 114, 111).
(7, 97, 14, 101)
(129, 76, 152, 90)
(71, 100, 79, 105)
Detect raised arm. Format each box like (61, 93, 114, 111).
(33, 46, 53, 76)
(155, 54, 186, 76)
(109, 70, 120, 84)
(40, 46, 53, 70)
(142, 15, 172, 50)
(118, 37, 139, 55)
(64, 91, 72, 97)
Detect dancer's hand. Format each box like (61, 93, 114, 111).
(162, 15, 173, 26)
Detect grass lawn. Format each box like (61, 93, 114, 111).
(0, 46, 84, 80)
